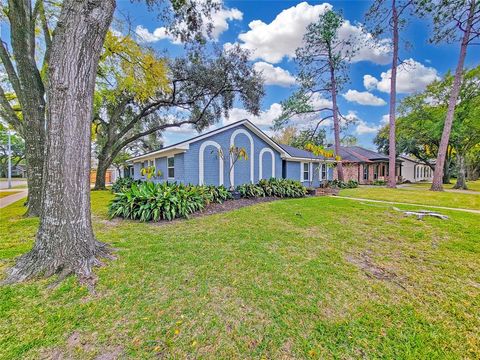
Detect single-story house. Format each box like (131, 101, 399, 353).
(128, 119, 335, 188)
(399, 156, 434, 183)
(330, 146, 403, 185)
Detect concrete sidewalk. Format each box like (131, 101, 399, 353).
(0, 190, 28, 209)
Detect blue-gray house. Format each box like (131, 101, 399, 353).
(129, 119, 334, 187)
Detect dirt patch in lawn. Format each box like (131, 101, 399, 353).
(346, 252, 407, 290)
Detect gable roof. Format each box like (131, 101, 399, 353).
(128, 119, 337, 163)
(128, 119, 289, 162)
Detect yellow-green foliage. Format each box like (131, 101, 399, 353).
(97, 31, 170, 102)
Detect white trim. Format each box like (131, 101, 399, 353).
(199, 140, 224, 185)
(259, 148, 275, 180)
(230, 128, 254, 185)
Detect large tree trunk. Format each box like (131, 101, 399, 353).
(2, 0, 116, 287)
(23, 127, 45, 216)
(431, 0, 474, 191)
(8, 0, 46, 216)
(94, 156, 110, 190)
(330, 64, 344, 181)
(453, 153, 467, 189)
(387, 0, 398, 189)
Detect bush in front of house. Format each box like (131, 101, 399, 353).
(199, 185, 232, 204)
(238, 178, 306, 199)
(111, 177, 142, 193)
(330, 179, 359, 189)
(108, 181, 230, 222)
(372, 180, 386, 186)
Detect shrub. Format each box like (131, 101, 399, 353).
(330, 179, 358, 189)
(111, 177, 142, 193)
(108, 181, 230, 222)
(240, 178, 306, 198)
(372, 180, 386, 186)
(199, 185, 232, 204)
(238, 183, 265, 198)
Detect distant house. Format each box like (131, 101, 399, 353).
(399, 156, 434, 183)
(330, 146, 403, 184)
(128, 119, 335, 187)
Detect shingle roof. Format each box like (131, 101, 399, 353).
(327, 146, 392, 163)
(278, 144, 329, 160)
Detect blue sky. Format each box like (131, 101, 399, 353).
(116, 0, 478, 149)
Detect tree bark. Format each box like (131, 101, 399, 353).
(2, 0, 116, 287)
(387, 0, 398, 188)
(6, 0, 47, 216)
(431, 0, 474, 191)
(94, 155, 110, 190)
(329, 61, 344, 181)
(453, 153, 467, 189)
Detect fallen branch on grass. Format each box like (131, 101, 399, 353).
(392, 207, 449, 220)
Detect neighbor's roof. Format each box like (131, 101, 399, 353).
(328, 146, 401, 163)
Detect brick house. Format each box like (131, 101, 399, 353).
(331, 146, 403, 185)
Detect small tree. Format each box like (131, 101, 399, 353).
(217, 146, 248, 190)
(304, 143, 339, 187)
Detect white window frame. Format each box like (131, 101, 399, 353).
(302, 162, 310, 182)
(167, 156, 175, 180)
(321, 164, 327, 180)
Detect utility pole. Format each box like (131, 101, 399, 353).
(7, 130, 12, 189)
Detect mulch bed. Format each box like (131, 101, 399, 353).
(191, 196, 281, 218)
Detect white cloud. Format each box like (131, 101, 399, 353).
(363, 58, 440, 94)
(253, 62, 296, 87)
(339, 21, 392, 65)
(230, 2, 391, 64)
(223, 103, 283, 127)
(381, 114, 390, 125)
(135, 5, 242, 44)
(355, 120, 381, 135)
(233, 2, 332, 63)
(135, 25, 180, 44)
(342, 89, 386, 106)
(210, 8, 243, 39)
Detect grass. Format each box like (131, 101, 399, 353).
(340, 185, 480, 210)
(1, 191, 479, 359)
(0, 191, 22, 199)
(405, 180, 480, 192)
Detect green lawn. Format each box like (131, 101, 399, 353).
(405, 180, 480, 192)
(0, 191, 21, 199)
(1, 192, 479, 359)
(340, 186, 480, 210)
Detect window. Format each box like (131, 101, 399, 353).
(321, 164, 327, 180)
(302, 163, 310, 181)
(417, 167, 420, 178)
(167, 156, 175, 179)
(380, 165, 385, 177)
(363, 165, 369, 180)
(374, 165, 379, 180)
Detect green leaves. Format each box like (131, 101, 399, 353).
(238, 178, 307, 199)
(108, 182, 231, 222)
